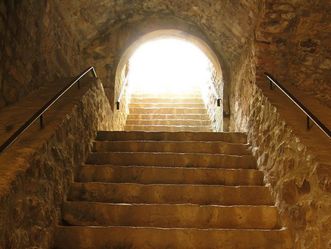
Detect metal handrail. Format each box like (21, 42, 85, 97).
(116, 76, 129, 110)
(0, 66, 98, 153)
(265, 73, 330, 138)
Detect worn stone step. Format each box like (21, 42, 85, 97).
(129, 103, 206, 108)
(126, 119, 211, 126)
(125, 125, 212, 132)
(78, 165, 264, 185)
(131, 93, 202, 99)
(96, 131, 247, 143)
(129, 107, 207, 114)
(86, 152, 256, 169)
(93, 140, 250, 155)
(62, 202, 280, 229)
(124, 125, 212, 132)
(68, 183, 273, 205)
(55, 226, 292, 249)
(130, 98, 204, 104)
(127, 114, 210, 120)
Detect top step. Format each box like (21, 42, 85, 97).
(131, 93, 202, 99)
(130, 98, 204, 104)
(97, 131, 247, 144)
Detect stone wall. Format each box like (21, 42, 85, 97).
(0, 78, 112, 249)
(248, 87, 331, 249)
(112, 63, 130, 131)
(256, 0, 331, 108)
(253, 3, 331, 246)
(0, 1, 82, 109)
(230, 45, 331, 249)
(201, 63, 223, 131)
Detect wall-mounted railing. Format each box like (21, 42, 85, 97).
(116, 76, 129, 110)
(0, 67, 98, 153)
(265, 73, 330, 138)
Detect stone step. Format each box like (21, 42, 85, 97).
(131, 93, 202, 99)
(62, 202, 280, 229)
(125, 125, 212, 132)
(68, 183, 273, 205)
(129, 103, 206, 108)
(93, 140, 250, 155)
(86, 152, 256, 169)
(78, 165, 264, 185)
(129, 107, 207, 114)
(55, 226, 292, 249)
(127, 114, 210, 120)
(126, 119, 211, 126)
(96, 131, 247, 143)
(130, 97, 204, 104)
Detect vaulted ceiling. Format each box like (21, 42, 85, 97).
(55, 0, 261, 74)
(1, 1, 330, 109)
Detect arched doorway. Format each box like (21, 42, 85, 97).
(114, 29, 224, 131)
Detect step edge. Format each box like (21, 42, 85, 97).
(81, 164, 260, 171)
(63, 201, 277, 209)
(56, 225, 289, 232)
(71, 182, 269, 188)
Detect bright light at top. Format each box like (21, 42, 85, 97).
(127, 38, 211, 94)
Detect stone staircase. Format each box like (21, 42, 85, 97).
(125, 92, 212, 132)
(54, 91, 292, 249)
(55, 131, 292, 249)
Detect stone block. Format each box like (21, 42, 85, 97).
(316, 164, 331, 192)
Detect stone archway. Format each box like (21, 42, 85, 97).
(114, 29, 225, 131)
(115, 29, 222, 82)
